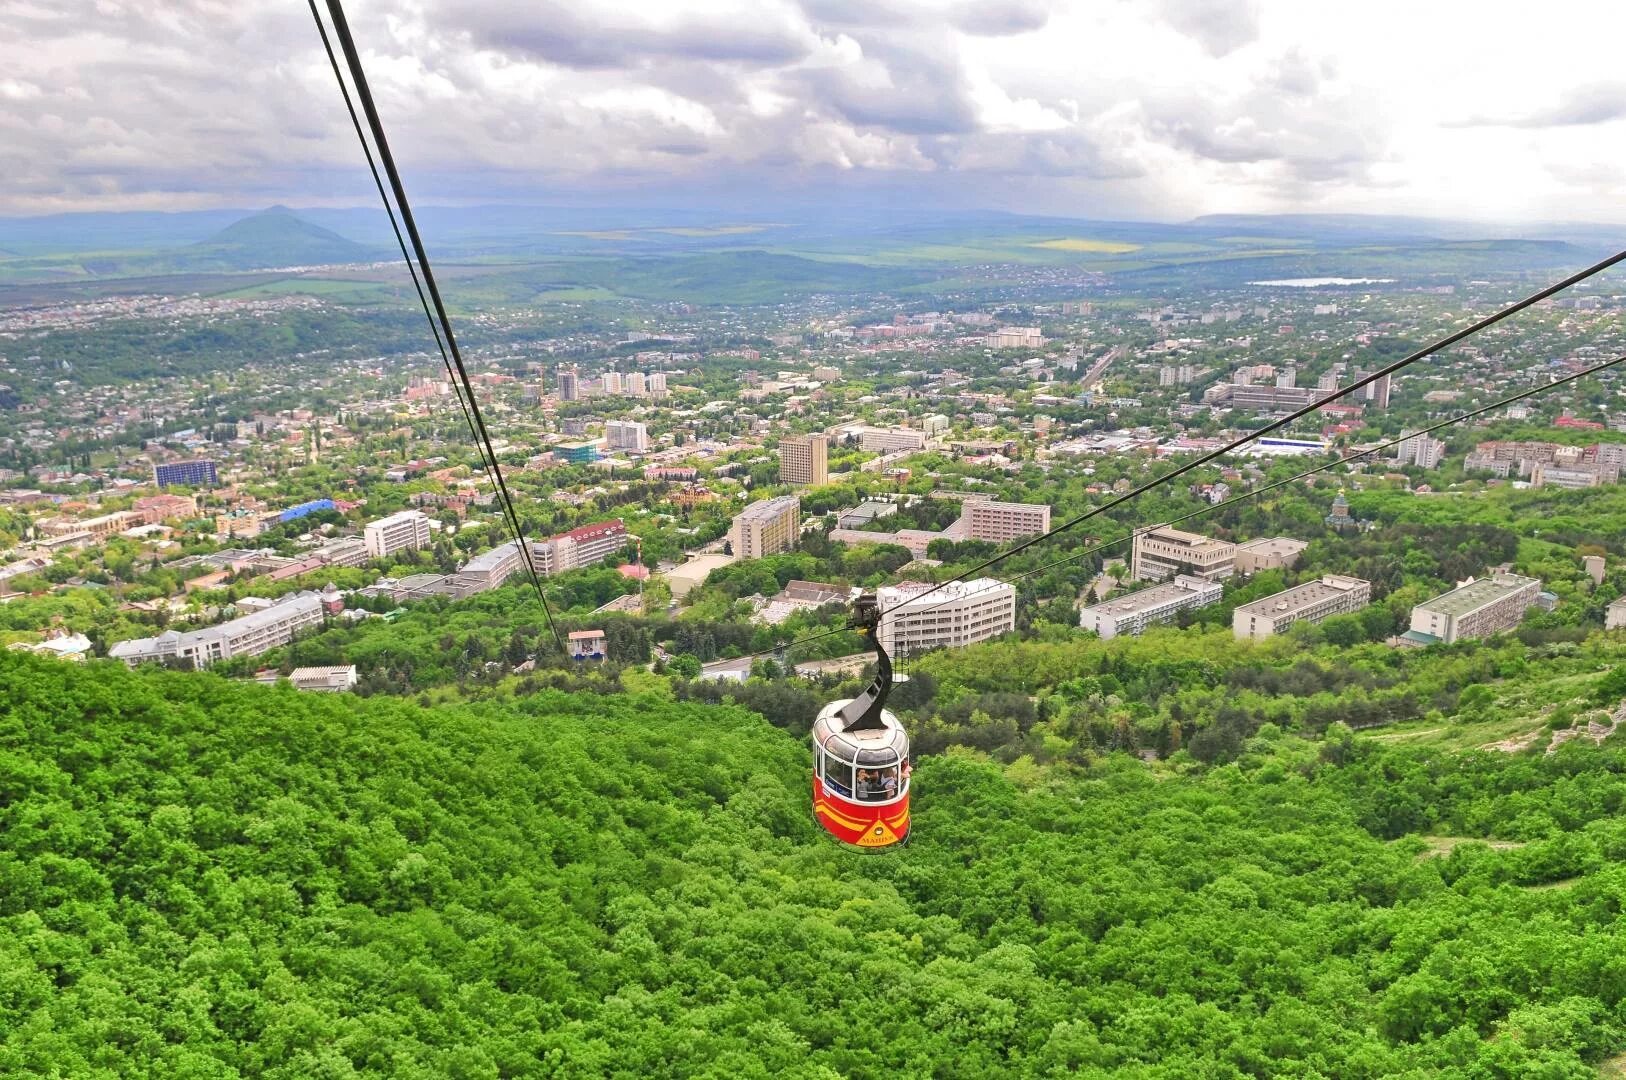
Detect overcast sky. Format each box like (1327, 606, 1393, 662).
(4, 0, 1625, 222)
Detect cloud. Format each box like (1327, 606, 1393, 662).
(1156, 0, 1260, 57)
(2, 0, 1622, 222)
(455, 0, 818, 70)
(1454, 82, 1626, 129)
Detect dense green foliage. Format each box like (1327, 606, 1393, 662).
(4, 651, 1626, 1077)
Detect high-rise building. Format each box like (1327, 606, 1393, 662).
(601, 371, 623, 395)
(876, 579, 1016, 657)
(606, 420, 649, 452)
(963, 500, 1051, 543)
(1131, 527, 1236, 582)
(729, 495, 801, 559)
(558, 367, 580, 402)
(1233, 575, 1372, 640)
(363, 510, 432, 559)
(779, 433, 829, 487)
(1396, 432, 1446, 469)
(153, 460, 219, 489)
(1080, 575, 1222, 639)
(648, 372, 669, 397)
(1407, 573, 1541, 644)
(624, 372, 646, 396)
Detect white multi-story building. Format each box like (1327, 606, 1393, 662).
(456, 540, 526, 592)
(109, 591, 326, 669)
(648, 372, 669, 397)
(364, 510, 432, 559)
(877, 578, 1016, 657)
(921, 414, 950, 436)
(1607, 596, 1626, 631)
(1396, 432, 1446, 469)
(1132, 526, 1236, 582)
(1080, 575, 1223, 639)
(1408, 573, 1541, 644)
(600, 371, 623, 395)
(623, 372, 646, 397)
(1233, 575, 1372, 641)
(859, 427, 927, 454)
(963, 500, 1051, 543)
(729, 496, 801, 559)
(606, 419, 649, 451)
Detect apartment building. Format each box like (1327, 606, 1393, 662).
(1531, 462, 1617, 489)
(557, 367, 580, 401)
(1132, 526, 1236, 582)
(779, 433, 829, 486)
(859, 427, 927, 454)
(42, 511, 139, 541)
(1080, 575, 1223, 639)
(546, 519, 628, 573)
(133, 493, 198, 524)
(729, 496, 801, 559)
(605, 419, 649, 452)
(648, 372, 669, 397)
(1396, 432, 1446, 469)
(1233, 575, 1372, 640)
(109, 591, 326, 669)
(364, 510, 432, 559)
(876, 578, 1016, 657)
(1407, 573, 1541, 644)
(1233, 537, 1309, 574)
(964, 500, 1051, 543)
(985, 327, 1044, 349)
(456, 540, 526, 592)
(153, 459, 219, 489)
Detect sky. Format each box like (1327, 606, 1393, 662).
(3, 0, 1626, 222)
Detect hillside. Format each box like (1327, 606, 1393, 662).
(170, 206, 378, 270)
(3, 651, 1626, 1077)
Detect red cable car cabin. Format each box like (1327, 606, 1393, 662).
(811, 593, 909, 849)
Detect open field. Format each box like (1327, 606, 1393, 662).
(1030, 237, 1142, 253)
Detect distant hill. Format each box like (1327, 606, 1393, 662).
(177, 206, 378, 270)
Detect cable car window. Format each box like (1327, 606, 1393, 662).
(822, 754, 852, 797)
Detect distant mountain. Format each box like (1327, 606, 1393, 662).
(179, 206, 378, 269)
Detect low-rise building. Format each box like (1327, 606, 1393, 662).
(1080, 575, 1223, 639)
(1607, 596, 1626, 631)
(859, 427, 927, 454)
(1233, 537, 1309, 574)
(109, 591, 326, 669)
(1233, 575, 1372, 640)
(1406, 573, 1542, 644)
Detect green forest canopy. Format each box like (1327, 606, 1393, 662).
(3, 651, 1626, 1077)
